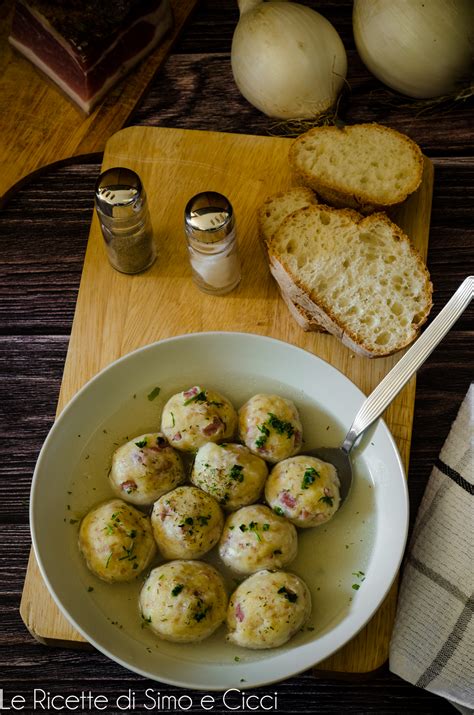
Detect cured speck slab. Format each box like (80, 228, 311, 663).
(8, 0, 173, 113)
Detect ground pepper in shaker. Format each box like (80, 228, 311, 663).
(184, 191, 241, 295)
(95, 167, 156, 274)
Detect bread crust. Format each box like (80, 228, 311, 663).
(289, 123, 424, 214)
(278, 288, 326, 332)
(257, 186, 326, 332)
(268, 204, 433, 357)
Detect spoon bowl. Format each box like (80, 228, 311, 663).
(306, 446, 353, 503)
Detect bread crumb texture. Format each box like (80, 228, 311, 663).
(258, 186, 318, 248)
(268, 204, 432, 356)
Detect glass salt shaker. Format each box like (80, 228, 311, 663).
(94, 167, 156, 274)
(184, 191, 241, 295)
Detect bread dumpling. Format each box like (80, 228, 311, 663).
(238, 393, 303, 463)
(265, 455, 340, 527)
(79, 499, 156, 582)
(161, 386, 237, 452)
(218, 504, 297, 575)
(226, 570, 311, 649)
(191, 442, 268, 511)
(109, 432, 185, 506)
(151, 486, 224, 560)
(140, 560, 228, 643)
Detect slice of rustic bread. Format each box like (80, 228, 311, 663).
(257, 186, 324, 332)
(258, 186, 318, 249)
(289, 123, 424, 214)
(267, 204, 432, 357)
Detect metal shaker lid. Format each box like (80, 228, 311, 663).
(95, 167, 144, 219)
(184, 191, 234, 243)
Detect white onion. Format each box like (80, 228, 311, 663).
(231, 0, 347, 119)
(353, 0, 474, 99)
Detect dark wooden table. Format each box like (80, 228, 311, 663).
(0, 2, 472, 713)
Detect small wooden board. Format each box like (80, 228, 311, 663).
(0, 0, 197, 203)
(20, 126, 434, 674)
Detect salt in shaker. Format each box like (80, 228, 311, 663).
(95, 167, 156, 274)
(184, 191, 241, 295)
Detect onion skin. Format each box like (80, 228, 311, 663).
(353, 0, 474, 99)
(231, 1, 347, 119)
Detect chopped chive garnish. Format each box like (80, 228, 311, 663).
(301, 467, 319, 489)
(184, 390, 207, 406)
(147, 387, 161, 401)
(229, 464, 244, 482)
(278, 586, 298, 603)
(194, 606, 210, 622)
(255, 423, 270, 449)
(267, 412, 295, 439)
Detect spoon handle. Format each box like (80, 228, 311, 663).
(342, 276, 473, 454)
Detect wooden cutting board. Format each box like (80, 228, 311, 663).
(0, 0, 197, 204)
(20, 126, 434, 674)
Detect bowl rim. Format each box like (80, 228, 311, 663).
(30, 330, 409, 690)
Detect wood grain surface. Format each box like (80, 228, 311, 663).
(0, 0, 198, 203)
(20, 125, 433, 675)
(1, 1, 472, 712)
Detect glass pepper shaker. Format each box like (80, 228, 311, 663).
(94, 167, 156, 274)
(184, 191, 241, 295)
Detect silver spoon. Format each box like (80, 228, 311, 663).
(307, 275, 473, 503)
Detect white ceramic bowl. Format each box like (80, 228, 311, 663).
(31, 332, 408, 690)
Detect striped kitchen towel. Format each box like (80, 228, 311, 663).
(390, 384, 473, 713)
